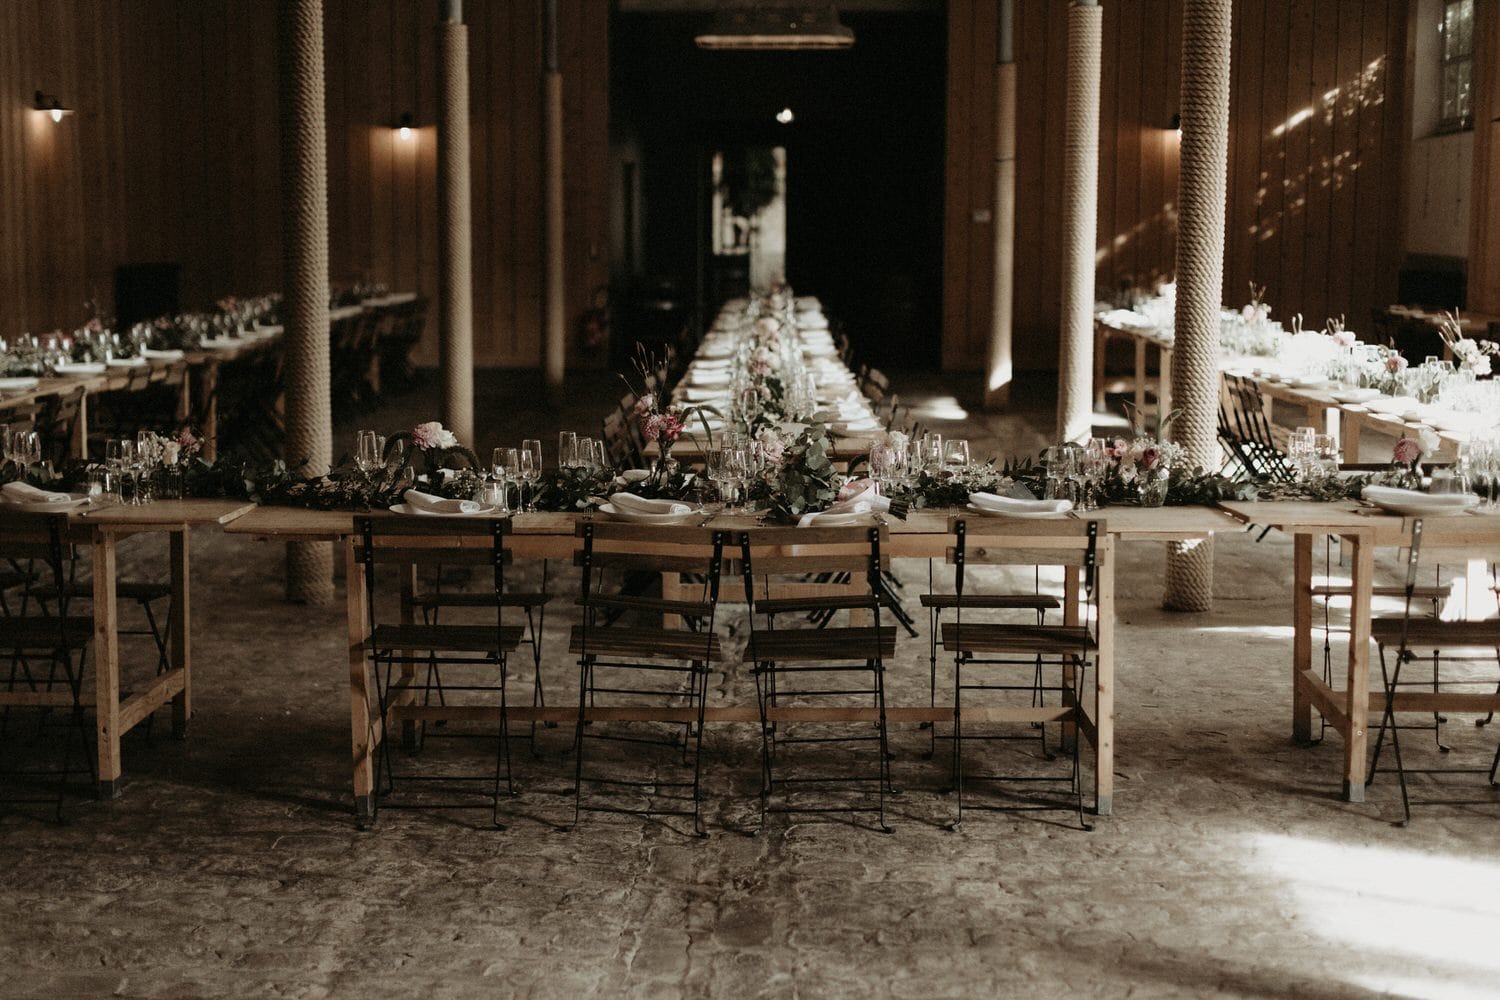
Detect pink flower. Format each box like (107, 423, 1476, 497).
(85, 318, 103, 333)
(216, 296, 238, 314)
(176, 428, 201, 456)
(756, 428, 785, 464)
(411, 420, 456, 450)
(155, 317, 172, 330)
(839, 477, 875, 501)
(1384, 354, 1407, 373)
(1392, 437, 1420, 465)
(1332, 330, 1356, 349)
(1140, 446, 1162, 471)
(634, 393, 655, 417)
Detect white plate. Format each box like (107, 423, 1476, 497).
(1362, 489, 1481, 516)
(53, 363, 106, 375)
(389, 502, 502, 518)
(107, 357, 148, 368)
(199, 338, 245, 351)
(1330, 388, 1382, 403)
(965, 502, 1072, 519)
(801, 511, 878, 527)
(0, 493, 92, 513)
(831, 421, 881, 435)
(596, 502, 703, 525)
(141, 349, 185, 361)
(0, 377, 40, 391)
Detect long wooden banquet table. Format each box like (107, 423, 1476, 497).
(225, 502, 1238, 825)
(1218, 500, 1500, 802)
(1093, 313, 1476, 461)
(28, 500, 256, 797)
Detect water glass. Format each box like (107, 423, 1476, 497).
(355, 430, 383, 474)
(943, 439, 970, 472)
(558, 431, 578, 470)
(522, 439, 543, 511)
(493, 447, 518, 484)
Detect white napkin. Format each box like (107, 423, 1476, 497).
(609, 493, 692, 515)
(1, 482, 73, 504)
(688, 370, 731, 387)
(403, 489, 483, 514)
(837, 481, 892, 513)
(969, 492, 1073, 515)
(798, 500, 873, 527)
(1361, 486, 1477, 507)
(681, 386, 729, 403)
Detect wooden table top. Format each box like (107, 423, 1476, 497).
(1219, 499, 1500, 544)
(73, 498, 257, 528)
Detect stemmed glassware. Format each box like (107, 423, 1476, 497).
(558, 431, 578, 471)
(521, 439, 543, 512)
(355, 430, 385, 478)
(724, 448, 751, 512)
(705, 447, 727, 506)
(942, 439, 970, 475)
(492, 447, 518, 510)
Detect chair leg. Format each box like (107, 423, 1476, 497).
(754, 662, 773, 830)
(949, 652, 963, 832)
(691, 662, 709, 838)
(569, 656, 590, 830)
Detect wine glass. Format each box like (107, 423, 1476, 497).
(592, 439, 610, 475)
(1312, 434, 1339, 481)
(355, 430, 382, 475)
(517, 447, 535, 513)
(943, 438, 970, 473)
(558, 431, 577, 471)
(705, 447, 727, 506)
(116, 439, 140, 504)
(522, 439, 543, 511)
(577, 437, 597, 474)
(725, 448, 750, 512)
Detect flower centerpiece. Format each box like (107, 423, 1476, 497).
(381, 420, 483, 497)
(1383, 429, 1441, 489)
(1437, 310, 1499, 378)
(1114, 403, 1188, 506)
(755, 422, 840, 522)
(621, 344, 717, 486)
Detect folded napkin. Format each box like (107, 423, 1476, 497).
(403, 489, 483, 515)
(968, 492, 1073, 516)
(1361, 485, 1477, 507)
(2, 482, 73, 504)
(681, 386, 729, 403)
(798, 500, 873, 527)
(609, 493, 692, 515)
(837, 480, 892, 513)
(688, 370, 731, 387)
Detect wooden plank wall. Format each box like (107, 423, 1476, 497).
(0, 0, 609, 369)
(944, 0, 1410, 373)
(1469, 0, 1500, 315)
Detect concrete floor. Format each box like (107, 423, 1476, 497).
(3, 371, 1499, 999)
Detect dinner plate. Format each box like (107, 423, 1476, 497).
(389, 502, 502, 518)
(142, 349, 185, 361)
(1330, 388, 1382, 403)
(199, 338, 245, 351)
(831, 420, 881, 434)
(0, 492, 92, 513)
(801, 511, 877, 527)
(0, 377, 40, 391)
(107, 357, 148, 368)
(596, 502, 703, 525)
(965, 502, 1073, 519)
(1361, 487, 1481, 517)
(53, 362, 106, 375)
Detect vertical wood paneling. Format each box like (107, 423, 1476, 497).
(944, 0, 1414, 372)
(0, 0, 608, 370)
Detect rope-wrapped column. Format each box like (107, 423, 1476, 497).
(1057, 0, 1101, 444)
(277, 0, 334, 605)
(984, 0, 1016, 410)
(542, 0, 566, 394)
(438, 0, 474, 446)
(1164, 0, 1232, 613)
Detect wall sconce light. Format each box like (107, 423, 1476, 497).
(776, 107, 794, 125)
(394, 112, 415, 141)
(1168, 113, 1182, 140)
(34, 91, 71, 123)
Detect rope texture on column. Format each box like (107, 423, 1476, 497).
(1164, 0, 1232, 613)
(438, 20, 475, 447)
(1057, 3, 1101, 444)
(278, 0, 334, 605)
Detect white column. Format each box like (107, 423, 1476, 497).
(438, 0, 475, 447)
(984, 0, 1017, 410)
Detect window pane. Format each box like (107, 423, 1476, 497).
(1457, 61, 1473, 122)
(1445, 3, 1460, 59)
(1443, 63, 1460, 122)
(1458, 0, 1473, 55)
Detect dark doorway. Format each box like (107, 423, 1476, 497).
(609, 4, 947, 371)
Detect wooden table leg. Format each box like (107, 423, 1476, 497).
(347, 538, 377, 828)
(1342, 530, 1374, 801)
(92, 532, 122, 798)
(1292, 532, 1314, 744)
(170, 529, 191, 738)
(201, 362, 220, 462)
(1134, 338, 1147, 412)
(1093, 540, 1115, 816)
(1342, 412, 1364, 464)
(1158, 346, 1173, 417)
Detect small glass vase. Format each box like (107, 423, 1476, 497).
(1138, 471, 1170, 507)
(653, 448, 679, 485)
(156, 464, 184, 500)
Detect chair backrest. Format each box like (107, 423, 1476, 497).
(0, 511, 75, 620)
(735, 523, 890, 617)
(948, 515, 1102, 599)
(573, 521, 729, 618)
(354, 515, 512, 634)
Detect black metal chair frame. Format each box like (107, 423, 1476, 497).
(945, 517, 1100, 830)
(570, 522, 727, 837)
(739, 524, 896, 833)
(1368, 519, 1500, 825)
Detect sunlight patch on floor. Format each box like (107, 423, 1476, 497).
(1240, 832, 1500, 998)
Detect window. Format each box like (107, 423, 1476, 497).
(1439, 0, 1476, 131)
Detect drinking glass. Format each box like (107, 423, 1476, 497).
(592, 439, 610, 474)
(577, 437, 597, 474)
(705, 447, 727, 505)
(726, 448, 751, 512)
(116, 439, 140, 504)
(517, 448, 535, 513)
(558, 431, 578, 471)
(1311, 434, 1339, 480)
(943, 439, 970, 472)
(105, 439, 126, 494)
(86, 466, 114, 503)
(869, 445, 892, 494)
(522, 439, 543, 512)
(0, 425, 10, 465)
(355, 430, 383, 474)
(493, 447, 518, 485)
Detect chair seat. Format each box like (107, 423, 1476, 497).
(0, 616, 95, 651)
(1371, 617, 1500, 648)
(1313, 584, 1448, 600)
(569, 625, 721, 660)
(744, 626, 897, 663)
(368, 623, 523, 653)
(411, 591, 553, 609)
(920, 594, 1060, 610)
(756, 594, 896, 615)
(29, 580, 171, 603)
(940, 622, 1096, 655)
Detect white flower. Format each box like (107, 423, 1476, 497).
(1473, 355, 1493, 377)
(1418, 427, 1441, 455)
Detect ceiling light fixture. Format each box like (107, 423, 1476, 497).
(776, 107, 794, 124)
(696, 5, 855, 51)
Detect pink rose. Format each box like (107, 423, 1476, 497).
(411, 420, 454, 450)
(1384, 354, 1407, 373)
(1140, 446, 1162, 470)
(1332, 330, 1355, 349)
(176, 428, 201, 456)
(1392, 437, 1420, 465)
